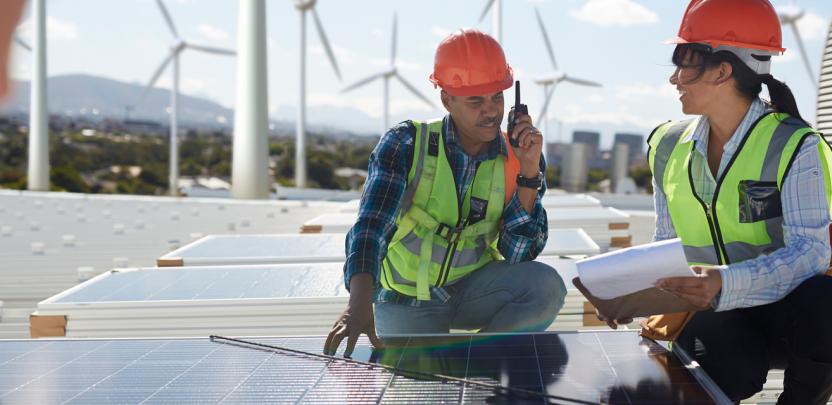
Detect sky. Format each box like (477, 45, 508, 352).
(4, 0, 831, 149)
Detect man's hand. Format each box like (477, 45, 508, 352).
(655, 266, 723, 309)
(595, 309, 633, 330)
(508, 114, 543, 177)
(324, 273, 383, 356)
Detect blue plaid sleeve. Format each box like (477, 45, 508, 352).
(343, 122, 414, 291)
(498, 155, 548, 263)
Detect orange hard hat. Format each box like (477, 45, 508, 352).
(429, 29, 514, 97)
(668, 0, 785, 53)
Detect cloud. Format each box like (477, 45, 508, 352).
(796, 11, 828, 42)
(569, 0, 658, 27)
(197, 24, 229, 42)
(17, 16, 79, 41)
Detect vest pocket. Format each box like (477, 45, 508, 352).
(738, 180, 782, 223)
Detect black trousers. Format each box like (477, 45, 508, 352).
(676, 275, 832, 404)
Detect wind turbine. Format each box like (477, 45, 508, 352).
(143, 0, 235, 196)
(341, 14, 436, 134)
(533, 7, 601, 149)
(479, 0, 502, 44)
(295, 0, 341, 189)
(777, 2, 817, 88)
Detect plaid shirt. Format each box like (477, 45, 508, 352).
(653, 98, 831, 311)
(344, 115, 548, 305)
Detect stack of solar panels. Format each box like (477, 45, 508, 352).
(818, 19, 832, 140)
(156, 229, 599, 268)
(302, 208, 629, 251)
(30, 263, 350, 338)
(156, 233, 349, 266)
(31, 254, 610, 339)
(547, 207, 632, 251)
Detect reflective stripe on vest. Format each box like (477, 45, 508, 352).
(648, 113, 832, 266)
(380, 119, 518, 300)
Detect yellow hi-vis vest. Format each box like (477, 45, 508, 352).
(380, 119, 521, 300)
(647, 112, 832, 267)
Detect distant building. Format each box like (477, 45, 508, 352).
(572, 131, 600, 160)
(613, 133, 646, 167)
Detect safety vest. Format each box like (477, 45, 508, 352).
(647, 112, 832, 266)
(380, 119, 521, 300)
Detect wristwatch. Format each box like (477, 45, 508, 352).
(516, 171, 544, 189)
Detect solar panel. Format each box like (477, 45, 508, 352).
(0, 331, 729, 404)
(157, 229, 598, 267)
(157, 233, 348, 266)
(32, 264, 349, 338)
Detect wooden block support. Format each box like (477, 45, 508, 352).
(300, 225, 323, 234)
(610, 235, 633, 248)
(156, 257, 184, 267)
(30, 314, 67, 338)
(608, 222, 629, 230)
(582, 302, 607, 327)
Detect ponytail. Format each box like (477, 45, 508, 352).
(759, 74, 807, 125)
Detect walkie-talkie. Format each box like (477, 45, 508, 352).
(506, 80, 528, 148)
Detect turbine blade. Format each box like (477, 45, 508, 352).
(143, 52, 175, 98)
(563, 75, 602, 87)
(311, 7, 342, 80)
(155, 0, 179, 38)
(13, 35, 30, 52)
(535, 7, 558, 70)
(790, 23, 816, 86)
(341, 72, 385, 93)
(390, 13, 398, 66)
(395, 73, 436, 109)
(186, 43, 236, 56)
(479, 0, 497, 23)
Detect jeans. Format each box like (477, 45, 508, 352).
(374, 260, 567, 335)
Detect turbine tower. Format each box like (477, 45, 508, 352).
(533, 7, 601, 153)
(231, 0, 270, 199)
(341, 14, 435, 134)
(816, 19, 831, 139)
(143, 0, 235, 196)
(295, 0, 341, 189)
(479, 0, 502, 44)
(26, 0, 48, 191)
(777, 3, 817, 88)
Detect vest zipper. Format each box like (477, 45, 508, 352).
(687, 148, 724, 265)
(687, 113, 771, 266)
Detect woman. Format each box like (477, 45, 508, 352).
(643, 0, 832, 403)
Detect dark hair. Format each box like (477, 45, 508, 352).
(672, 44, 806, 124)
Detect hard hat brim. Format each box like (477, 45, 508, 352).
(440, 75, 514, 97)
(664, 36, 785, 54)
